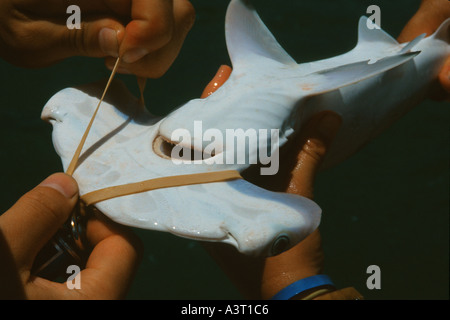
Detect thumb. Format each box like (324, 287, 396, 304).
(32, 18, 125, 67)
(63, 18, 125, 59)
(0, 173, 79, 268)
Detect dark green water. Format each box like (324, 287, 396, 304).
(0, 0, 448, 299)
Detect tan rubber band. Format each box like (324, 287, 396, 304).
(66, 58, 242, 206)
(66, 57, 121, 176)
(80, 170, 242, 206)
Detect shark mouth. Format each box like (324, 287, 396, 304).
(153, 135, 216, 161)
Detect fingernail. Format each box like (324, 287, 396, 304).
(99, 28, 119, 58)
(122, 48, 149, 64)
(317, 112, 342, 138)
(39, 173, 78, 200)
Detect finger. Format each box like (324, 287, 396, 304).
(397, 14, 436, 43)
(287, 111, 342, 199)
(0, 173, 79, 268)
(84, 209, 142, 248)
(200, 65, 232, 98)
(120, 0, 175, 63)
(54, 17, 125, 60)
(107, 0, 195, 77)
(67, 216, 142, 299)
(27, 232, 141, 299)
(25, 208, 142, 299)
(397, 1, 450, 43)
(6, 17, 125, 68)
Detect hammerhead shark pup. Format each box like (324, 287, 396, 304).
(42, 0, 450, 256)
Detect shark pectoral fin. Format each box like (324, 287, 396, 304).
(225, 0, 297, 70)
(305, 51, 419, 97)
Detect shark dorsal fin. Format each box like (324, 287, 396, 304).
(225, 0, 297, 69)
(357, 16, 398, 46)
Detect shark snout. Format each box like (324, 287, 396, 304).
(41, 103, 64, 123)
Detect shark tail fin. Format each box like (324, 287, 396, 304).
(225, 0, 297, 69)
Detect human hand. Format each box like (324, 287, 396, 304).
(397, 0, 450, 100)
(0, 173, 142, 299)
(0, 0, 195, 78)
(250, 111, 341, 299)
(200, 66, 342, 299)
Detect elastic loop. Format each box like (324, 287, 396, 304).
(66, 57, 121, 176)
(80, 170, 243, 206)
(270, 275, 335, 300)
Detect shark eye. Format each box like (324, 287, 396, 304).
(270, 233, 291, 256)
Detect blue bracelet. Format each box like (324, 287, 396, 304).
(270, 275, 335, 300)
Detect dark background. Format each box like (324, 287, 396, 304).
(0, 0, 448, 299)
